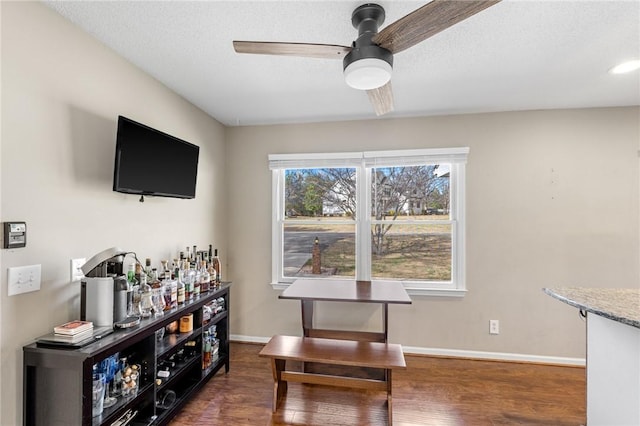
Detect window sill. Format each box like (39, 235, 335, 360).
(270, 281, 467, 298)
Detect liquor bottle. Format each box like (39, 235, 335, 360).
(202, 331, 211, 370)
(150, 268, 161, 289)
(182, 260, 193, 301)
(160, 260, 168, 279)
(208, 261, 217, 288)
(126, 263, 137, 288)
(162, 276, 172, 311)
(185, 247, 191, 265)
(176, 271, 185, 305)
(162, 270, 177, 310)
(199, 261, 210, 293)
(192, 263, 201, 298)
(209, 324, 219, 363)
(126, 263, 140, 317)
(145, 258, 152, 280)
(190, 250, 198, 270)
(134, 262, 143, 283)
(138, 275, 154, 318)
(169, 272, 177, 308)
(172, 258, 180, 280)
(208, 245, 213, 263)
(212, 249, 222, 284)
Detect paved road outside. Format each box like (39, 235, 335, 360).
(283, 231, 352, 276)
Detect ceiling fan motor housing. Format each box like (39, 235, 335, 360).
(343, 3, 393, 90)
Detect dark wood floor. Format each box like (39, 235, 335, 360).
(169, 342, 586, 425)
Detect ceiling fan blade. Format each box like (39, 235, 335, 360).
(373, 0, 501, 54)
(233, 41, 351, 59)
(367, 82, 394, 116)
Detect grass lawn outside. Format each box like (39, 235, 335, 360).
(289, 215, 452, 281)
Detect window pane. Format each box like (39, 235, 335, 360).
(284, 168, 356, 219)
(371, 223, 452, 281)
(371, 164, 450, 220)
(283, 223, 355, 278)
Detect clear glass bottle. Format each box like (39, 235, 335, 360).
(192, 263, 201, 298)
(172, 258, 180, 280)
(177, 272, 185, 305)
(152, 287, 165, 316)
(162, 275, 173, 311)
(126, 263, 140, 316)
(212, 249, 221, 284)
(145, 258, 152, 281)
(138, 275, 154, 318)
(182, 260, 193, 300)
(126, 263, 137, 286)
(150, 268, 161, 289)
(208, 262, 217, 288)
(160, 260, 168, 280)
(169, 272, 177, 308)
(134, 262, 143, 283)
(199, 261, 210, 293)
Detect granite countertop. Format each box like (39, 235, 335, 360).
(544, 287, 640, 329)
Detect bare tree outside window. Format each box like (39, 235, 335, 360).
(283, 168, 356, 278)
(282, 165, 451, 280)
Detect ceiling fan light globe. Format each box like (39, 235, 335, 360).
(344, 58, 392, 91)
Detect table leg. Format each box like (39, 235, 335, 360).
(301, 300, 314, 337)
(383, 303, 389, 383)
(387, 368, 393, 425)
(271, 358, 287, 412)
(301, 300, 314, 372)
(382, 303, 389, 343)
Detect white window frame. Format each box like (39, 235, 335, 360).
(269, 147, 468, 297)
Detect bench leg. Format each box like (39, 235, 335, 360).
(387, 369, 393, 425)
(270, 358, 287, 412)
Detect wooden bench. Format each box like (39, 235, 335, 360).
(259, 335, 406, 424)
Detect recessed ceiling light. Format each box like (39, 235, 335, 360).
(609, 59, 640, 74)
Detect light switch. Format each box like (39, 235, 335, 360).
(8, 264, 41, 296)
(70, 258, 86, 282)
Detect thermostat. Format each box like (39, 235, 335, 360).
(3, 222, 26, 249)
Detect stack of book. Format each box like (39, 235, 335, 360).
(52, 320, 94, 343)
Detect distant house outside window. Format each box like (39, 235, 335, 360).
(269, 148, 469, 296)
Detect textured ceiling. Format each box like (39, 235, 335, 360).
(44, 0, 640, 127)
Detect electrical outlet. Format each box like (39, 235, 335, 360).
(7, 264, 41, 296)
(70, 258, 86, 282)
(489, 319, 500, 335)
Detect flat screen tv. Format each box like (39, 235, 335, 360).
(113, 116, 199, 199)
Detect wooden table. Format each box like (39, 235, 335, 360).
(279, 279, 412, 343)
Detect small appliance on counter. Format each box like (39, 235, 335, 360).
(81, 247, 139, 328)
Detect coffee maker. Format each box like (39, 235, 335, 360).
(80, 247, 129, 327)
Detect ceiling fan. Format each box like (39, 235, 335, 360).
(233, 1, 501, 116)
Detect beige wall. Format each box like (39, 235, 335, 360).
(2, 1, 639, 426)
(1, 3, 226, 425)
(225, 107, 639, 357)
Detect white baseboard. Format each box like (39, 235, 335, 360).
(232, 334, 271, 344)
(230, 334, 585, 366)
(401, 345, 585, 366)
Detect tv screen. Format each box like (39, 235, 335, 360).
(113, 116, 199, 199)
